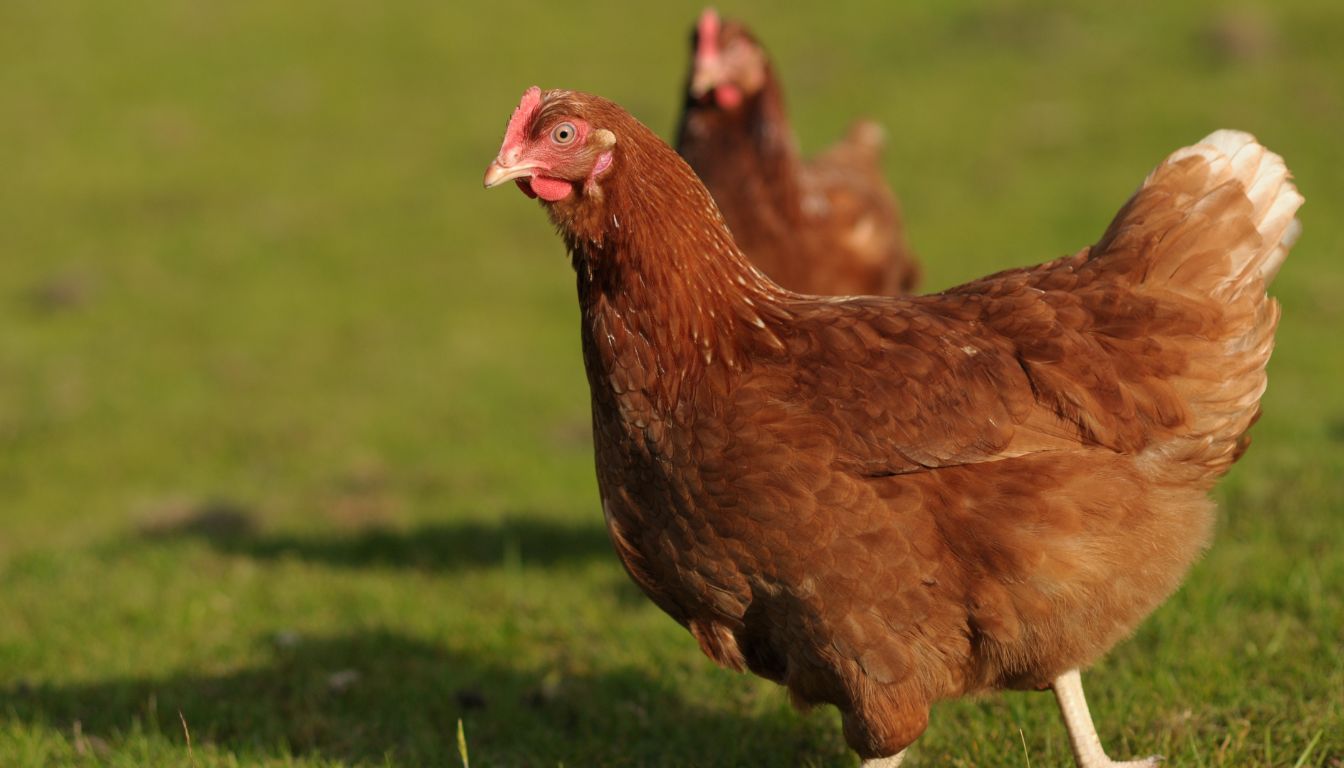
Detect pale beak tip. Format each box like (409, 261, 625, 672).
(483, 160, 535, 190)
(482, 162, 503, 189)
(690, 63, 723, 100)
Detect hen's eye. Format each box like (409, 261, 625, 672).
(551, 122, 577, 145)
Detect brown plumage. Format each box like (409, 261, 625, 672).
(483, 87, 1302, 766)
(675, 9, 920, 296)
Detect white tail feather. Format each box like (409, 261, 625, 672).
(1174, 130, 1303, 289)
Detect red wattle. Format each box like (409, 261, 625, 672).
(530, 175, 573, 201)
(716, 85, 743, 110)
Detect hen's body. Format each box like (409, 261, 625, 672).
(675, 14, 919, 295)
(488, 89, 1301, 763)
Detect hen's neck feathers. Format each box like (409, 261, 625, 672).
(549, 105, 787, 412)
(678, 71, 804, 217)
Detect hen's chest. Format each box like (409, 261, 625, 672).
(588, 367, 843, 572)
(590, 399, 760, 622)
(590, 390, 721, 540)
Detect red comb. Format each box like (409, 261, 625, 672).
(696, 8, 721, 62)
(499, 86, 542, 158)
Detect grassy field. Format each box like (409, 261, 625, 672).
(1, 1, 1341, 766)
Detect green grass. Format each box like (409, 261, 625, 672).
(1, 1, 1341, 766)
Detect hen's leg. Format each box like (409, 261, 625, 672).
(1052, 669, 1161, 767)
(860, 751, 905, 767)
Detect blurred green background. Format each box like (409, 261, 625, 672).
(1, 1, 1341, 766)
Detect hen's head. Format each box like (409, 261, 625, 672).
(485, 87, 741, 263)
(482, 87, 619, 204)
(687, 8, 768, 111)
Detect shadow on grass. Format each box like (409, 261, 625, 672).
(2, 630, 844, 767)
(140, 502, 616, 573)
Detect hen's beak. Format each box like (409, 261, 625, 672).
(690, 58, 725, 99)
(483, 160, 541, 189)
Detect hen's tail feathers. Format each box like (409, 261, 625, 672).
(1095, 131, 1303, 479)
(846, 119, 886, 150)
(1096, 129, 1303, 299)
(834, 119, 886, 166)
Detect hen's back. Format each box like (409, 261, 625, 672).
(800, 121, 921, 295)
(1009, 130, 1300, 480)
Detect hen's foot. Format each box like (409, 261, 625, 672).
(1075, 756, 1162, 768)
(1052, 669, 1162, 768)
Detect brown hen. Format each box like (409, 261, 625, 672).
(676, 9, 920, 296)
(483, 87, 1302, 767)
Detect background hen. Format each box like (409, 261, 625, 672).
(676, 9, 921, 296)
(486, 88, 1301, 766)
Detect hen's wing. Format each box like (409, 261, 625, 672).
(762, 131, 1301, 479)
